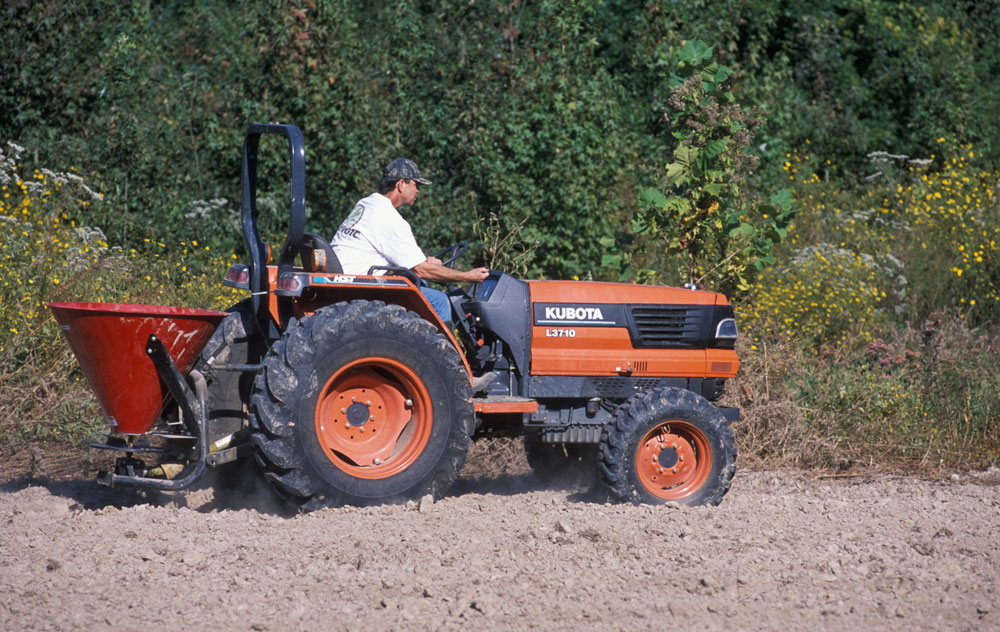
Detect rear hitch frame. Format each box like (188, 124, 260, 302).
(95, 333, 209, 490)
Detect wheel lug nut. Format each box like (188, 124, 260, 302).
(679, 455, 685, 462)
(658, 467, 664, 474)
(366, 400, 372, 407)
(405, 399, 413, 408)
(369, 415, 375, 421)
(373, 458, 381, 465)
(352, 397, 358, 403)
(341, 408, 346, 414)
(672, 467, 678, 473)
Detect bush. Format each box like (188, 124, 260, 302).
(732, 140, 1000, 471)
(728, 316, 1000, 471)
(749, 142, 999, 346)
(0, 141, 241, 447)
(746, 243, 899, 348)
(607, 40, 795, 295)
(888, 143, 1000, 324)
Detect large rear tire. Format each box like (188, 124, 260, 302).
(250, 300, 474, 509)
(599, 387, 736, 506)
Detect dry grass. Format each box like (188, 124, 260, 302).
(724, 316, 1000, 475)
(460, 437, 531, 480)
(721, 337, 840, 470)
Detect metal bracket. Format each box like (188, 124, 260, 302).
(94, 336, 209, 491)
(206, 442, 254, 467)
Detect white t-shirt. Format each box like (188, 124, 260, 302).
(330, 192, 426, 275)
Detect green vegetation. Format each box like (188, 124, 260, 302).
(1, 0, 998, 472)
(0, 143, 241, 446)
(603, 39, 796, 294)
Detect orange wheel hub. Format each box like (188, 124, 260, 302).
(315, 357, 432, 479)
(635, 420, 712, 501)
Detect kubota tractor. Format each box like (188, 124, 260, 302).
(49, 124, 740, 509)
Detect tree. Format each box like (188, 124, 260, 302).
(604, 39, 795, 296)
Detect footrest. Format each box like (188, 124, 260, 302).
(472, 396, 538, 414)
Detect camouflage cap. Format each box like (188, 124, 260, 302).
(383, 158, 431, 185)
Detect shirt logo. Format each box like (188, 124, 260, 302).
(345, 204, 364, 226)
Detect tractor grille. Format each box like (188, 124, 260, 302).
(629, 306, 707, 348)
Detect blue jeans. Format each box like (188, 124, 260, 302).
(420, 285, 452, 326)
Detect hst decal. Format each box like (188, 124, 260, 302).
(310, 275, 410, 287)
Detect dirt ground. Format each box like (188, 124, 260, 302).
(1, 454, 998, 632)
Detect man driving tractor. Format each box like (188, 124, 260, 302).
(330, 158, 490, 328)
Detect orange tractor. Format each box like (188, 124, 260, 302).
(50, 124, 740, 509)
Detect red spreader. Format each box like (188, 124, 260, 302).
(47, 302, 226, 434)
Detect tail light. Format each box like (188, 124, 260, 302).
(276, 272, 304, 296)
(223, 264, 250, 289)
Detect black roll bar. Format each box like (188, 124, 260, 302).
(241, 123, 306, 339)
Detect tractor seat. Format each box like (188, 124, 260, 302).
(300, 231, 342, 273)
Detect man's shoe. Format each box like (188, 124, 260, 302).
(471, 371, 497, 395)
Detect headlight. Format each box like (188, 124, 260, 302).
(715, 318, 738, 340)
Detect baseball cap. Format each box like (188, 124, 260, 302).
(383, 158, 431, 185)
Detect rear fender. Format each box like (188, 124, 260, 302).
(268, 269, 472, 377)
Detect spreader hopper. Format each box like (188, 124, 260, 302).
(47, 302, 226, 435)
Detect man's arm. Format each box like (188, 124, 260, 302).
(412, 260, 490, 283)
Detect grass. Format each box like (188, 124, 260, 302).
(725, 315, 1000, 474)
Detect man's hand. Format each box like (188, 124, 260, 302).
(425, 256, 443, 266)
(412, 260, 490, 284)
(465, 267, 490, 283)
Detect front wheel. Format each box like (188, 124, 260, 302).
(598, 387, 736, 506)
(250, 300, 475, 509)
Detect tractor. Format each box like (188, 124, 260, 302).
(49, 123, 740, 509)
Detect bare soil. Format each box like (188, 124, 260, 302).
(1, 448, 998, 632)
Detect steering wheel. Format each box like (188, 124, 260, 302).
(430, 243, 468, 268)
(298, 231, 342, 273)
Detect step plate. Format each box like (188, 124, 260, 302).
(472, 396, 538, 414)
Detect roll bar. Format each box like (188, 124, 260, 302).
(241, 123, 306, 338)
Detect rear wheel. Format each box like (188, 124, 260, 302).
(599, 387, 736, 506)
(250, 300, 474, 509)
